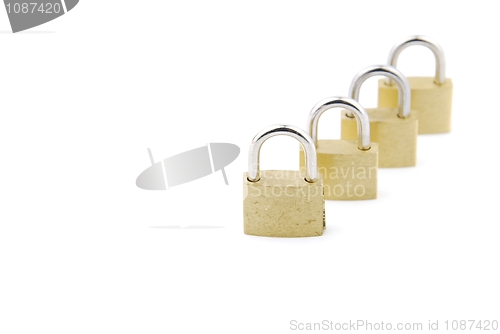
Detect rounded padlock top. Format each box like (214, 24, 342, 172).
(307, 96, 371, 151)
(348, 65, 411, 119)
(247, 124, 318, 183)
(386, 35, 446, 85)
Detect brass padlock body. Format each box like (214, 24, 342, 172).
(243, 170, 324, 237)
(341, 109, 418, 168)
(378, 77, 452, 134)
(300, 140, 378, 200)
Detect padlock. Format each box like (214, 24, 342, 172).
(299, 97, 378, 200)
(243, 124, 325, 237)
(377, 35, 453, 134)
(341, 65, 418, 167)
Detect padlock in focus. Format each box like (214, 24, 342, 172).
(243, 125, 325, 237)
(341, 65, 418, 167)
(299, 97, 378, 200)
(377, 35, 453, 134)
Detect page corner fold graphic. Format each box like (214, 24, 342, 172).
(4, 0, 79, 33)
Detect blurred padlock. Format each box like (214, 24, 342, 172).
(378, 35, 453, 134)
(243, 124, 325, 237)
(300, 97, 378, 200)
(341, 65, 418, 167)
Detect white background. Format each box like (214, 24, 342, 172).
(1, 1, 499, 333)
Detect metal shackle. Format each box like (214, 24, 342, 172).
(386, 35, 446, 86)
(308, 96, 371, 151)
(347, 65, 411, 119)
(247, 124, 318, 183)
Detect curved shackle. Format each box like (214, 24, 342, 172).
(308, 96, 371, 151)
(386, 35, 446, 86)
(247, 124, 318, 183)
(347, 65, 411, 119)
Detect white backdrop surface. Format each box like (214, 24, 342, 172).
(0, 1, 499, 333)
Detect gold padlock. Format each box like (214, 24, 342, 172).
(377, 35, 453, 134)
(299, 97, 378, 200)
(341, 65, 418, 167)
(243, 124, 325, 237)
